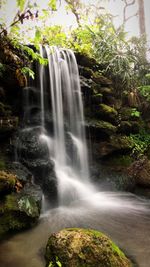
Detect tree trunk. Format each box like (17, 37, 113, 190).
(138, 0, 146, 36)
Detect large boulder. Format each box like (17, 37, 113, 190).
(0, 185, 42, 239)
(95, 135, 133, 158)
(45, 228, 132, 267)
(128, 156, 150, 187)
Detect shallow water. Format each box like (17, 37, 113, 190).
(0, 191, 150, 267)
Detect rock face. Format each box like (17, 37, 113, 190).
(45, 228, 132, 267)
(0, 165, 42, 240)
(128, 156, 150, 187)
(0, 185, 42, 239)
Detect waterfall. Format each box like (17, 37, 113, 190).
(38, 46, 95, 206)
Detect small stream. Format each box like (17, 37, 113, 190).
(0, 191, 150, 267)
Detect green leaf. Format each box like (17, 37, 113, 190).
(48, 0, 57, 11)
(21, 67, 35, 79)
(17, 0, 26, 11)
(56, 257, 62, 267)
(35, 28, 41, 41)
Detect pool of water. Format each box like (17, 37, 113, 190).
(0, 191, 150, 267)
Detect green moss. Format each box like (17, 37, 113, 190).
(92, 72, 112, 86)
(107, 155, 133, 168)
(110, 135, 133, 150)
(86, 118, 117, 135)
(99, 104, 118, 115)
(0, 193, 40, 240)
(45, 228, 132, 267)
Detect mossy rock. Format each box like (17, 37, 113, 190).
(95, 104, 118, 124)
(0, 170, 21, 195)
(79, 66, 94, 79)
(91, 84, 113, 96)
(128, 156, 150, 187)
(119, 108, 141, 122)
(118, 121, 141, 135)
(97, 135, 133, 158)
(92, 72, 112, 86)
(45, 228, 132, 267)
(91, 93, 103, 105)
(0, 190, 41, 239)
(110, 135, 133, 150)
(85, 119, 117, 139)
(75, 53, 98, 69)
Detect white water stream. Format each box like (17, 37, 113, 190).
(39, 46, 94, 206)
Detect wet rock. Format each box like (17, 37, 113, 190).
(91, 93, 103, 105)
(118, 121, 141, 135)
(85, 119, 117, 140)
(7, 161, 32, 184)
(79, 66, 93, 79)
(17, 126, 49, 159)
(45, 228, 132, 267)
(95, 135, 133, 158)
(128, 156, 150, 187)
(0, 187, 42, 239)
(95, 104, 118, 124)
(75, 53, 98, 69)
(92, 73, 112, 86)
(119, 107, 141, 121)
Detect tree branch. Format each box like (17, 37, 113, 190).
(123, 0, 136, 24)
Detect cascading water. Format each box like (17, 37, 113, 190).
(39, 46, 95, 206)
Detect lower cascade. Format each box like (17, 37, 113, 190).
(24, 46, 95, 207)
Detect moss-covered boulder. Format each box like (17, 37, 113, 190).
(85, 119, 117, 140)
(91, 93, 103, 105)
(128, 156, 150, 187)
(0, 185, 42, 239)
(97, 135, 133, 158)
(117, 121, 141, 135)
(92, 73, 112, 86)
(95, 104, 118, 124)
(45, 228, 132, 267)
(119, 107, 141, 122)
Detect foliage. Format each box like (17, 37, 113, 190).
(48, 257, 62, 267)
(138, 85, 150, 101)
(131, 108, 140, 118)
(0, 0, 150, 92)
(21, 67, 35, 79)
(128, 36, 150, 85)
(130, 130, 150, 159)
(69, 16, 148, 93)
(70, 25, 93, 55)
(34, 25, 68, 48)
(0, 35, 47, 81)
